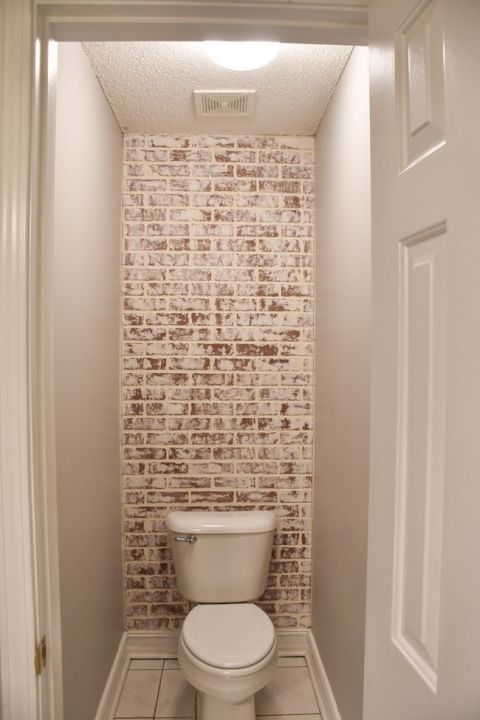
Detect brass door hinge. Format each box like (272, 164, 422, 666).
(34, 636, 47, 676)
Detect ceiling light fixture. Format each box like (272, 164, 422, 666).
(204, 41, 280, 71)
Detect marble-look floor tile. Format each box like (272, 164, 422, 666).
(130, 659, 164, 670)
(256, 667, 319, 716)
(277, 656, 307, 667)
(115, 669, 162, 718)
(155, 669, 196, 718)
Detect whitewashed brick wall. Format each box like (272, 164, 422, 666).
(122, 134, 314, 630)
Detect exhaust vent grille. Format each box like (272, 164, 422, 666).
(194, 90, 256, 117)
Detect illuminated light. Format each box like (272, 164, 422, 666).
(204, 41, 280, 71)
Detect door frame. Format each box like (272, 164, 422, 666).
(0, 1, 367, 717)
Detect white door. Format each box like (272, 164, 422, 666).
(364, 1, 480, 718)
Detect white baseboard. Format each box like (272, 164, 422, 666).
(125, 628, 309, 658)
(94, 632, 129, 720)
(95, 627, 341, 720)
(126, 630, 179, 658)
(306, 629, 342, 720)
(276, 628, 309, 656)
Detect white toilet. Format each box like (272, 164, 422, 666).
(166, 510, 277, 720)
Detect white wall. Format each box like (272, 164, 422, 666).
(312, 47, 371, 720)
(53, 42, 123, 720)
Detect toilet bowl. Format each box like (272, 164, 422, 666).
(178, 603, 277, 720)
(166, 510, 277, 720)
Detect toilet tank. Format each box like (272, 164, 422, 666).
(167, 511, 275, 603)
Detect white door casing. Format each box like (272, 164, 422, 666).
(0, 0, 39, 717)
(1, 1, 64, 717)
(365, 0, 480, 718)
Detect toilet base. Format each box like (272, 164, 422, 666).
(198, 691, 255, 720)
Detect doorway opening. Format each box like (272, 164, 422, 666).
(52, 37, 370, 720)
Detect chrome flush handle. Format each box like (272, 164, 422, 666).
(174, 534, 197, 544)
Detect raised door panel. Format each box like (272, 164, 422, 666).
(392, 223, 447, 692)
(396, 0, 446, 171)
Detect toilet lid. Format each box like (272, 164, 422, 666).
(182, 603, 275, 669)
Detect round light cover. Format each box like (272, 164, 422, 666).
(204, 41, 280, 71)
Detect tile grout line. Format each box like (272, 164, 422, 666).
(152, 660, 165, 719)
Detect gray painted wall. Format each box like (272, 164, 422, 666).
(54, 42, 123, 720)
(312, 47, 371, 720)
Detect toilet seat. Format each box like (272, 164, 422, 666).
(182, 603, 275, 670)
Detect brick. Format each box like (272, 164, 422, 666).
(192, 373, 234, 386)
(148, 163, 190, 177)
(236, 193, 279, 208)
(237, 253, 278, 267)
(147, 223, 189, 236)
(190, 136, 235, 148)
(126, 179, 168, 192)
(148, 193, 189, 206)
(236, 343, 278, 357)
(215, 298, 257, 312)
(192, 193, 233, 207)
(281, 224, 313, 238)
(170, 178, 212, 192)
(212, 447, 255, 460)
(191, 462, 234, 475)
(124, 135, 146, 147)
(169, 298, 210, 311)
(258, 150, 301, 164)
(168, 447, 211, 460)
(237, 136, 277, 149)
(145, 136, 189, 149)
(191, 402, 234, 416)
(192, 252, 233, 266)
(214, 388, 255, 401)
(170, 149, 211, 162)
(191, 432, 234, 445)
(214, 417, 255, 431)
(167, 388, 210, 401)
(214, 178, 257, 192)
(170, 208, 211, 222)
(146, 432, 188, 445)
(124, 418, 167, 431)
(237, 431, 280, 445)
(191, 223, 234, 237)
(236, 402, 276, 416)
(237, 164, 278, 178)
(236, 490, 277, 503)
(125, 239, 167, 252)
(281, 165, 314, 179)
(258, 447, 303, 462)
(193, 163, 234, 177)
(168, 417, 210, 430)
(145, 402, 188, 415)
(236, 462, 277, 475)
(168, 327, 211, 342)
(124, 207, 166, 221)
(258, 179, 301, 193)
(123, 193, 144, 206)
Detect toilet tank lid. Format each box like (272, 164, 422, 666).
(167, 510, 276, 534)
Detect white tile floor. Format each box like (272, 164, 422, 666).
(114, 656, 321, 719)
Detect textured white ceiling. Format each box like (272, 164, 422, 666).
(82, 41, 351, 135)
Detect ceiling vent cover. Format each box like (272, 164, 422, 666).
(194, 90, 256, 117)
